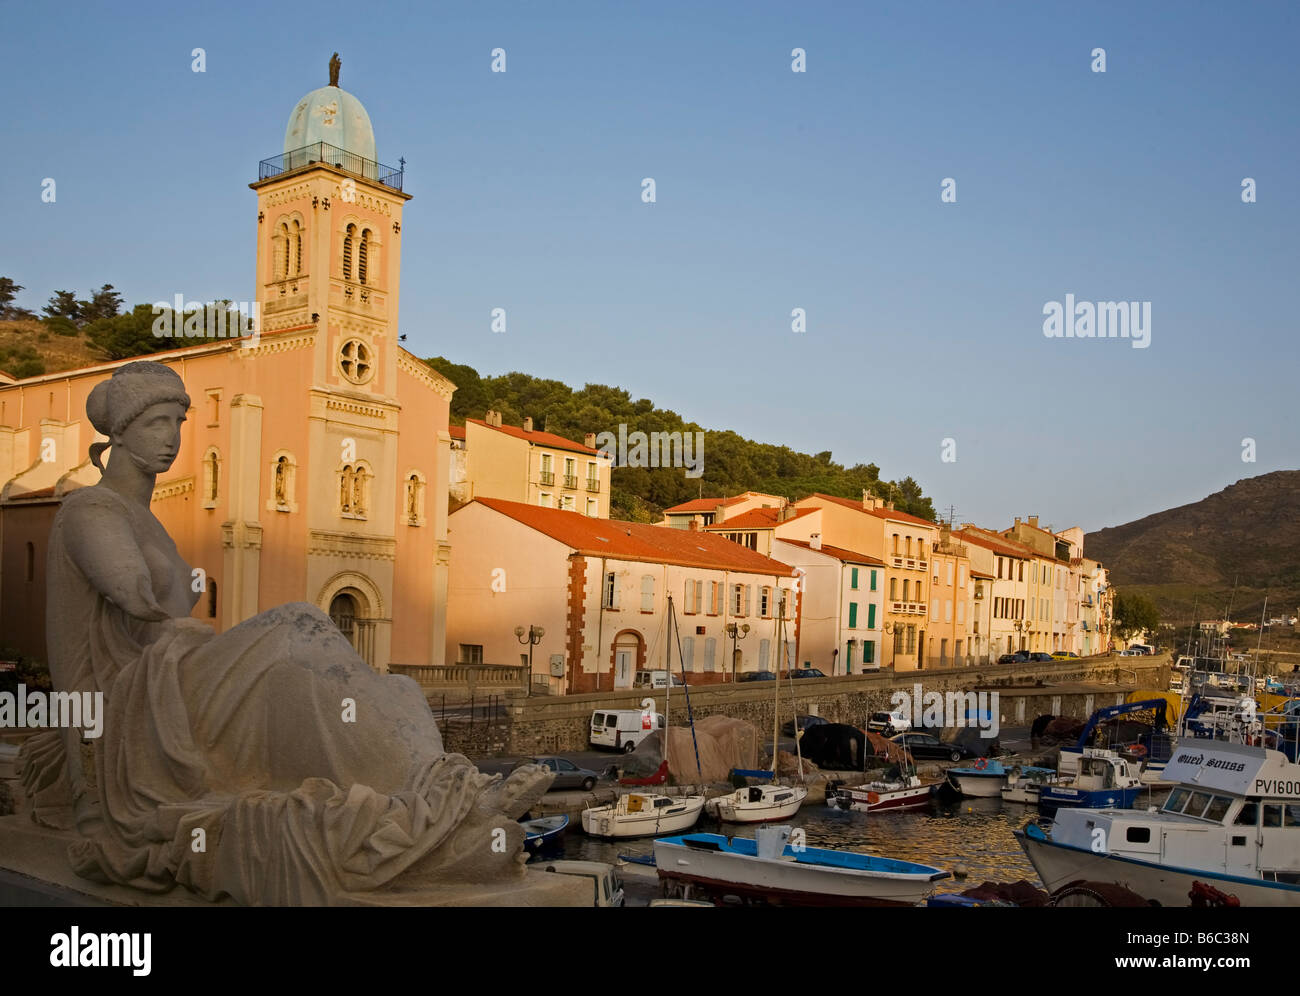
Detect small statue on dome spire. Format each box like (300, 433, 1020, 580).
(329, 52, 341, 87)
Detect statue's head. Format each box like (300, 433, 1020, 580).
(86, 361, 192, 473)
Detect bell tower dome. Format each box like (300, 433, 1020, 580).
(249, 53, 410, 398)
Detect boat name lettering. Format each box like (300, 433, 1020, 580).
(1172, 752, 1246, 773)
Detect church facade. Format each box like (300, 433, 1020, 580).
(0, 64, 454, 673)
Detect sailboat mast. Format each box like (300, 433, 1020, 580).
(772, 607, 781, 776)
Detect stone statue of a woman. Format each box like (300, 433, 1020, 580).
(19, 360, 550, 905)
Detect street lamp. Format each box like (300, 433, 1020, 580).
(514, 624, 545, 696)
(725, 622, 750, 682)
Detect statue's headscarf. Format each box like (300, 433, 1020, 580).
(86, 361, 191, 471)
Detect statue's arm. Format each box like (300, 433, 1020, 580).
(61, 500, 170, 621)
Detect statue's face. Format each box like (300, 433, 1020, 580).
(115, 401, 187, 473)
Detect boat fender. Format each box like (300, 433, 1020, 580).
(975, 758, 989, 771)
(1128, 744, 1147, 757)
(867, 791, 880, 805)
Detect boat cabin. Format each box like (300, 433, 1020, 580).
(1051, 742, 1300, 884)
(1073, 751, 1136, 792)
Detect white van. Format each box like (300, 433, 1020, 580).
(1128, 644, 1155, 656)
(633, 670, 684, 689)
(590, 709, 665, 752)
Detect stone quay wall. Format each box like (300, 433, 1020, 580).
(440, 653, 1170, 757)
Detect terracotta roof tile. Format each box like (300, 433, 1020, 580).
(801, 492, 937, 528)
(776, 538, 886, 566)
(469, 498, 796, 575)
(465, 418, 602, 456)
(664, 495, 749, 514)
(703, 506, 815, 530)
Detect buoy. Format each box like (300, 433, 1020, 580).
(953, 862, 969, 879)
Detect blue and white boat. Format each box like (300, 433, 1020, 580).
(1039, 748, 1144, 810)
(653, 825, 950, 906)
(521, 813, 569, 853)
(946, 758, 1012, 798)
(1017, 741, 1300, 906)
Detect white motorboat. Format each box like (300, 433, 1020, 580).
(1017, 740, 1300, 906)
(1000, 765, 1059, 805)
(827, 774, 935, 812)
(582, 792, 705, 838)
(654, 824, 950, 906)
(706, 784, 809, 823)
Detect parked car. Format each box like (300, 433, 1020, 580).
(523, 755, 600, 791)
(789, 668, 827, 679)
(1050, 651, 1080, 660)
(889, 731, 978, 763)
(1128, 644, 1154, 656)
(782, 715, 830, 737)
(866, 709, 912, 736)
(1027, 652, 1055, 664)
(739, 671, 777, 682)
(590, 708, 664, 752)
(534, 860, 625, 907)
(997, 651, 1031, 664)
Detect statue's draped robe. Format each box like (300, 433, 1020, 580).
(20, 486, 527, 904)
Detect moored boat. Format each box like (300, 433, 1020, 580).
(946, 757, 1010, 798)
(827, 774, 935, 813)
(654, 825, 950, 906)
(1016, 741, 1300, 906)
(706, 783, 809, 823)
(1000, 765, 1059, 805)
(1039, 747, 1144, 810)
(582, 792, 706, 838)
(521, 813, 569, 853)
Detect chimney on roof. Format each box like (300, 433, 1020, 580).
(886, 500, 895, 511)
(522, 416, 534, 432)
(810, 533, 822, 550)
(862, 489, 881, 511)
(584, 432, 596, 448)
(1014, 516, 1021, 527)
(1028, 515, 1039, 528)
(485, 409, 502, 428)
(688, 519, 699, 532)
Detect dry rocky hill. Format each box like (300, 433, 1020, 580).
(1085, 470, 1300, 623)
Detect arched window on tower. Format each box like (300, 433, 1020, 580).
(358, 228, 370, 285)
(274, 223, 289, 280)
(405, 471, 425, 525)
(291, 220, 303, 276)
(343, 224, 355, 280)
(340, 463, 369, 519)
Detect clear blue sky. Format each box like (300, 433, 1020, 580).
(3, 1, 1297, 533)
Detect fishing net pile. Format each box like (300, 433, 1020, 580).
(621, 715, 761, 784)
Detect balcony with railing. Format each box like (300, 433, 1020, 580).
(258, 141, 404, 191)
(563, 474, 578, 489)
(538, 470, 555, 486)
(585, 476, 600, 492)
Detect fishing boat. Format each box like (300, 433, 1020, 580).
(705, 609, 810, 823)
(582, 791, 706, 838)
(946, 757, 1011, 798)
(1000, 765, 1060, 805)
(1038, 748, 1144, 810)
(521, 813, 569, 853)
(1016, 741, 1300, 906)
(827, 773, 935, 812)
(706, 783, 809, 823)
(654, 824, 951, 906)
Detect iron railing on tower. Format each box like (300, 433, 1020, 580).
(258, 142, 404, 191)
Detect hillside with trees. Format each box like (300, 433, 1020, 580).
(424, 356, 936, 523)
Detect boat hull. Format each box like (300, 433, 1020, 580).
(947, 772, 1004, 798)
(829, 782, 934, 813)
(653, 835, 948, 907)
(1016, 827, 1300, 907)
(582, 797, 705, 838)
(709, 788, 809, 824)
(1039, 785, 1141, 809)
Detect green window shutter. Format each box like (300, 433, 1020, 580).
(864, 640, 875, 664)
(870, 570, 878, 591)
(847, 642, 855, 667)
(848, 602, 858, 628)
(867, 603, 877, 629)
(850, 568, 859, 589)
